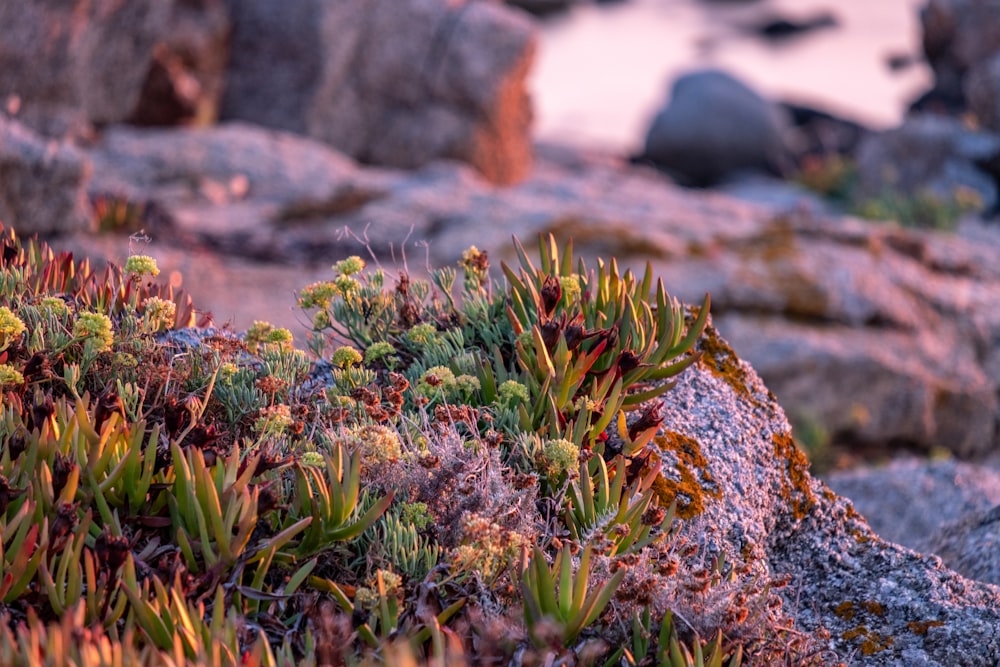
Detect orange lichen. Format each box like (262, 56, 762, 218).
(842, 626, 894, 656)
(861, 600, 885, 616)
(772, 433, 817, 520)
(834, 601, 855, 621)
(652, 431, 722, 520)
(907, 620, 944, 636)
(696, 324, 762, 407)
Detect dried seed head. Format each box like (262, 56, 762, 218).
(617, 350, 643, 376)
(538, 319, 561, 352)
(628, 401, 664, 442)
(641, 505, 666, 526)
(94, 528, 130, 575)
(49, 502, 79, 548)
(657, 556, 679, 577)
(418, 452, 440, 469)
(539, 275, 562, 319)
(0, 475, 25, 515)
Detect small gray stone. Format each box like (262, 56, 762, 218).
(641, 69, 791, 187)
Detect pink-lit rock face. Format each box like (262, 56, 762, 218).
(0, 0, 227, 137)
(220, 0, 536, 185)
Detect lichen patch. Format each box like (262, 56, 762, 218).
(772, 432, 817, 520)
(652, 431, 722, 520)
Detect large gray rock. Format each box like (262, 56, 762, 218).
(855, 114, 1000, 214)
(641, 70, 791, 187)
(0, 0, 227, 137)
(648, 325, 1000, 665)
(825, 459, 1000, 550)
(220, 0, 535, 185)
(74, 127, 1000, 459)
(0, 116, 92, 234)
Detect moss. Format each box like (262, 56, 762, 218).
(907, 620, 944, 636)
(772, 433, 816, 520)
(652, 431, 722, 520)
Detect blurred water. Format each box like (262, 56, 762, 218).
(531, 0, 932, 152)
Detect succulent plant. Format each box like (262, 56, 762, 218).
(0, 223, 824, 665)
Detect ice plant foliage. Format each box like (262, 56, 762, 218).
(0, 224, 821, 666)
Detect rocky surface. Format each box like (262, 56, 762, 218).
(646, 324, 1000, 665)
(926, 504, 1000, 586)
(220, 0, 535, 184)
(62, 123, 1000, 462)
(824, 459, 1000, 550)
(0, 116, 92, 234)
(0, 0, 226, 138)
(855, 114, 1000, 215)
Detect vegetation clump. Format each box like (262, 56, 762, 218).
(0, 226, 823, 665)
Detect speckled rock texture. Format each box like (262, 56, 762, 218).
(824, 459, 1000, 550)
(670, 329, 1000, 665)
(220, 0, 535, 184)
(0, 115, 92, 234)
(69, 126, 1000, 462)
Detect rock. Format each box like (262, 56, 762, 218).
(73, 127, 1000, 459)
(85, 122, 393, 252)
(748, 12, 838, 41)
(640, 70, 791, 187)
(504, 0, 578, 16)
(926, 504, 1000, 585)
(650, 325, 1000, 665)
(824, 459, 1000, 550)
(919, 0, 1000, 110)
(965, 52, 1000, 132)
(220, 0, 535, 184)
(0, 0, 225, 138)
(855, 114, 1000, 214)
(0, 115, 92, 234)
